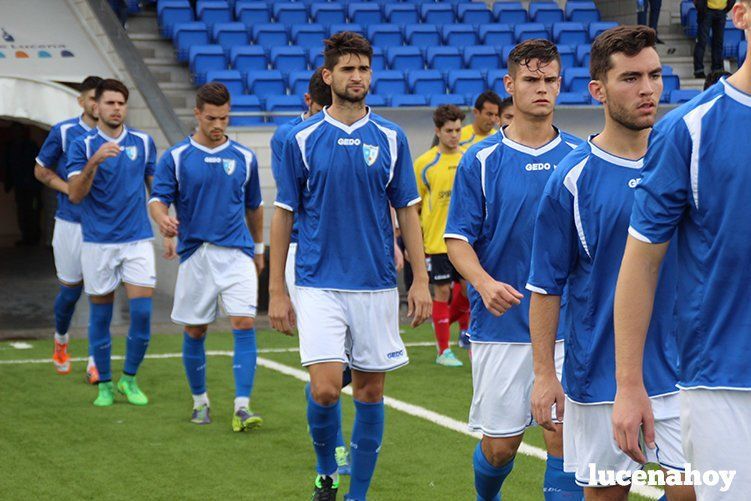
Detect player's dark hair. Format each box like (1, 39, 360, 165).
(433, 104, 466, 129)
(500, 96, 514, 112)
(323, 31, 373, 70)
(590, 25, 657, 81)
(95, 78, 129, 102)
(196, 82, 231, 109)
(80, 76, 103, 93)
(308, 67, 332, 107)
(507, 39, 561, 77)
(473, 90, 503, 112)
(704, 69, 731, 90)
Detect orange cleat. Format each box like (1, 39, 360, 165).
(53, 341, 71, 375)
(86, 364, 100, 385)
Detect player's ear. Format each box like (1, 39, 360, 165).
(322, 68, 333, 86)
(503, 73, 514, 97)
(589, 79, 605, 105)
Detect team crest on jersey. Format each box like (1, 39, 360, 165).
(124, 146, 137, 160)
(222, 158, 236, 175)
(363, 144, 379, 166)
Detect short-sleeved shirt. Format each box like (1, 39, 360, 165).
(629, 78, 751, 391)
(527, 139, 679, 404)
(35, 116, 93, 223)
(413, 147, 464, 255)
(274, 107, 420, 291)
(444, 127, 582, 343)
(459, 124, 493, 147)
(150, 137, 263, 263)
(67, 127, 155, 244)
(270, 113, 305, 244)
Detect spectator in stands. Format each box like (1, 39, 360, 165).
(693, 0, 737, 78)
(499, 96, 514, 127)
(3, 123, 42, 246)
(704, 68, 732, 88)
(637, 0, 665, 43)
(459, 91, 502, 147)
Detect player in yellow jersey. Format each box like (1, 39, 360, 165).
(414, 105, 470, 367)
(459, 90, 502, 147)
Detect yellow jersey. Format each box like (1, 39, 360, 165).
(459, 124, 492, 147)
(413, 146, 465, 255)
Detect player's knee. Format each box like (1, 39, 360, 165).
(310, 383, 341, 406)
(186, 325, 208, 339)
(353, 382, 384, 403)
(484, 438, 518, 467)
(230, 317, 255, 330)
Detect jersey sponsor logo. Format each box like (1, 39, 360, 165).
(124, 146, 138, 161)
(337, 138, 361, 146)
(222, 158, 236, 175)
(628, 177, 642, 188)
(386, 349, 404, 359)
(525, 162, 553, 171)
(363, 144, 379, 166)
(204, 157, 222, 163)
(438, 190, 452, 199)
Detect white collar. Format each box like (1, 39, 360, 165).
(721, 77, 751, 108)
(499, 126, 562, 156)
(78, 116, 93, 131)
(323, 106, 371, 135)
(189, 136, 231, 154)
(97, 126, 127, 143)
(588, 135, 643, 169)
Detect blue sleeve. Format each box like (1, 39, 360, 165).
(274, 133, 306, 212)
(145, 136, 157, 177)
(386, 130, 420, 208)
(36, 125, 62, 169)
(150, 150, 178, 207)
(629, 123, 692, 244)
(270, 126, 285, 185)
(245, 153, 263, 209)
(444, 152, 484, 245)
(526, 170, 578, 296)
(65, 138, 87, 179)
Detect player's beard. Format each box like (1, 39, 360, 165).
(332, 83, 368, 105)
(101, 117, 123, 129)
(607, 95, 655, 132)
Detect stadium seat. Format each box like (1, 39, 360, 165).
(367, 25, 404, 48)
(390, 94, 428, 107)
(426, 47, 463, 71)
(270, 46, 308, 74)
(662, 64, 674, 74)
(371, 70, 408, 96)
(206, 69, 244, 96)
(246, 70, 286, 96)
(196, 1, 232, 30)
(493, 2, 528, 25)
(557, 44, 575, 69)
(348, 3, 384, 25)
(463, 46, 501, 70)
(311, 3, 346, 25)
(669, 89, 700, 104)
(366, 94, 388, 107)
(479, 24, 514, 47)
(565, 1, 600, 24)
(680, 0, 693, 25)
(384, 4, 419, 25)
(189, 45, 228, 85)
(158, 0, 194, 38)
(576, 44, 591, 67)
(372, 46, 386, 70)
(230, 46, 268, 77)
(428, 93, 467, 107)
(515, 23, 549, 43)
(404, 24, 441, 49)
(288, 70, 314, 95)
(421, 4, 456, 25)
(661, 74, 680, 100)
(447, 70, 485, 96)
(553, 22, 587, 46)
(501, 45, 515, 67)
(308, 47, 324, 69)
(386, 47, 424, 71)
(557, 91, 589, 105)
(174, 22, 209, 62)
(273, 3, 308, 25)
(329, 24, 363, 38)
(457, 4, 493, 25)
(252, 24, 289, 48)
(442, 24, 479, 47)
(291, 24, 326, 47)
(212, 23, 249, 55)
(683, 3, 698, 38)
(589, 22, 618, 41)
(724, 19, 744, 58)
(529, 2, 564, 25)
(486, 69, 507, 94)
(563, 67, 591, 92)
(408, 70, 446, 95)
(741, 41, 748, 63)
(230, 95, 264, 125)
(266, 95, 305, 125)
(235, 2, 270, 26)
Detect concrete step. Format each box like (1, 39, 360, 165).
(159, 81, 195, 91)
(145, 59, 191, 83)
(125, 11, 157, 36)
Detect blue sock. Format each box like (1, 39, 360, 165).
(123, 298, 151, 375)
(473, 442, 514, 501)
(307, 392, 340, 476)
(658, 496, 667, 501)
(544, 455, 583, 500)
(88, 301, 113, 382)
(232, 328, 257, 397)
(54, 284, 82, 336)
(348, 399, 385, 501)
(182, 332, 206, 395)
(305, 383, 346, 449)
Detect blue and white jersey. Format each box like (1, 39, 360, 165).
(67, 127, 155, 244)
(150, 137, 263, 263)
(35, 116, 93, 223)
(527, 139, 679, 404)
(444, 127, 582, 343)
(270, 113, 304, 244)
(630, 78, 751, 391)
(275, 107, 420, 291)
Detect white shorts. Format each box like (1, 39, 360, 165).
(171, 244, 258, 325)
(468, 340, 564, 438)
(285, 242, 298, 308)
(564, 393, 685, 487)
(296, 287, 407, 372)
(81, 239, 156, 296)
(680, 388, 751, 500)
(52, 218, 83, 284)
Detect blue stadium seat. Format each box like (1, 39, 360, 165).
(246, 70, 286, 96)
(235, 2, 270, 26)
(230, 95, 264, 125)
(252, 24, 289, 48)
(447, 70, 485, 96)
(366, 94, 388, 107)
(557, 91, 589, 105)
(457, 4, 493, 25)
(680, 0, 693, 25)
(684, 5, 698, 38)
(206, 69, 244, 96)
(529, 2, 564, 25)
(311, 3, 346, 25)
(273, 3, 308, 25)
(196, 1, 232, 30)
(408, 70, 445, 95)
(724, 19, 744, 59)
(565, 1, 600, 24)
(288, 70, 313, 95)
(230, 46, 268, 77)
(662, 64, 674, 74)
(557, 44, 575, 69)
(576, 44, 591, 67)
(371, 70, 408, 96)
(741, 41, 748, 62)
(190, 45, 228, 85)
(589, 21, 618, 41)
(174, 22, 209, 62)
(291, 24, 326, 47)
(212, 23, 249, 55)
(348, 3, 384, 26)
(270, 46, 308, 74)
(329, 24, 363, 38)
(563, 67, 591, 92)
(661, 74, 680, 100)
(367, 24, 404, 48)
(308, 47, 324, 69)
(158, 0, 194, 38)
(479, 24, 514, 47)
(553, 22, 587, 46)
(515, 23, 549, 43)
(428, 93, 467, 107)
(501, 45, 515, 67)
(386, 46, 424, 71)
(669, 89, 700, 104)
(493, 2, 528, 25)
(426, 47, 463, 71)
(384, 4, 419, 25)
(372, 46, 386, 70)
(390, 94, 428, 107)
(266, 95, 305, 125)
(443, 24, 479, 46)
(486, 69, 506, 94)
(404, 24, 441, 49)
(463, 46, 501, 70)
(421, 4, 456, 25)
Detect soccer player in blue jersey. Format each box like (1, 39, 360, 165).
(268, 32, 432, 500)
(445, 39, 583, 501)
(34, 75, 102, 382)
(613, 3, 751, 498)
(67, 79, 156, 407)
(527, 27, 694, 500)
(149, 82, 265, 430)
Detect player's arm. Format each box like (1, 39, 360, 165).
(34, 164, 68, 194)
(68, 141, 121, 203)
(529, 292, 564, 430)
(35, 127, 68, 194)
(148, 150, 179, 237)
(143, 136, 156, 196)
(390, 206, 404, 271)
(396, 205, 431, 327)
(246, 205, 265, 274)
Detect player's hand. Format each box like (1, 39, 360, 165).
(269, 292, 296, 336)
(394, 243, 404, 272)
(475, 276, 523, 317)
(407, 278, 432, 327)
(162, 237, 177, 260)
(156, 213, 179, 238)
(612, 384, 654, 464)
(254, 253, 265, 275)
(531, 373, 565, 431)
(92, 142, 122, 165)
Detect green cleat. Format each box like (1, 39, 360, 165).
(311, 474, 339, 501)
(436, 349, 464, 367)
(190, 404, 212, 425)
(94, 381, 115, 407)
(335, 446, 351, 476)
(117, 376, 149, 406)
(232, 407, 263, 432)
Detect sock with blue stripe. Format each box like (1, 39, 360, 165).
(347, 399, 385, 501)
(544, 455, 583, 500)
(88, 301, 113, 382)
(232, 328, 257, 398)
(54, 284, 82, 337)
(182, 332, 206, 395)
(123, 297, 151, 375)
(307, 392, 340, 476)
(473, 442, 514, 501)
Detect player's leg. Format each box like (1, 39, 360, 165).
(429, 254, 462, 366)
(183, 325, 211, 424)
(347, 370, 386, 501)
(229, 316, 262, 431)
(450, 279, 471, 349)
(649, 400, 694, 501)
(473, 434, 523, 501)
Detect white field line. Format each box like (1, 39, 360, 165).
(0, 342, 662, 499)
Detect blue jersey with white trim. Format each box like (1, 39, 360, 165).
(630, 78, 751, 391)
(150, 137, 263, 263)
(275, 108, 419, 291)
(444, 127, 582, 343)
(66, 127, 155, 244)
(35, 116, 93, 223)
(527, 140, 679, 403)
(270, 114, 304, 244)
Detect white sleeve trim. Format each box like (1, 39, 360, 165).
(273, 201, 294, 212)
(628, 226, 653, 243)
(148, 197, 168, 206)
(525, 283, 549, 294)
(443, 233, 469, 242)
(406, 196, 421, 207)
(35, 156, 48, 168)
(67, 170, 81, 178)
